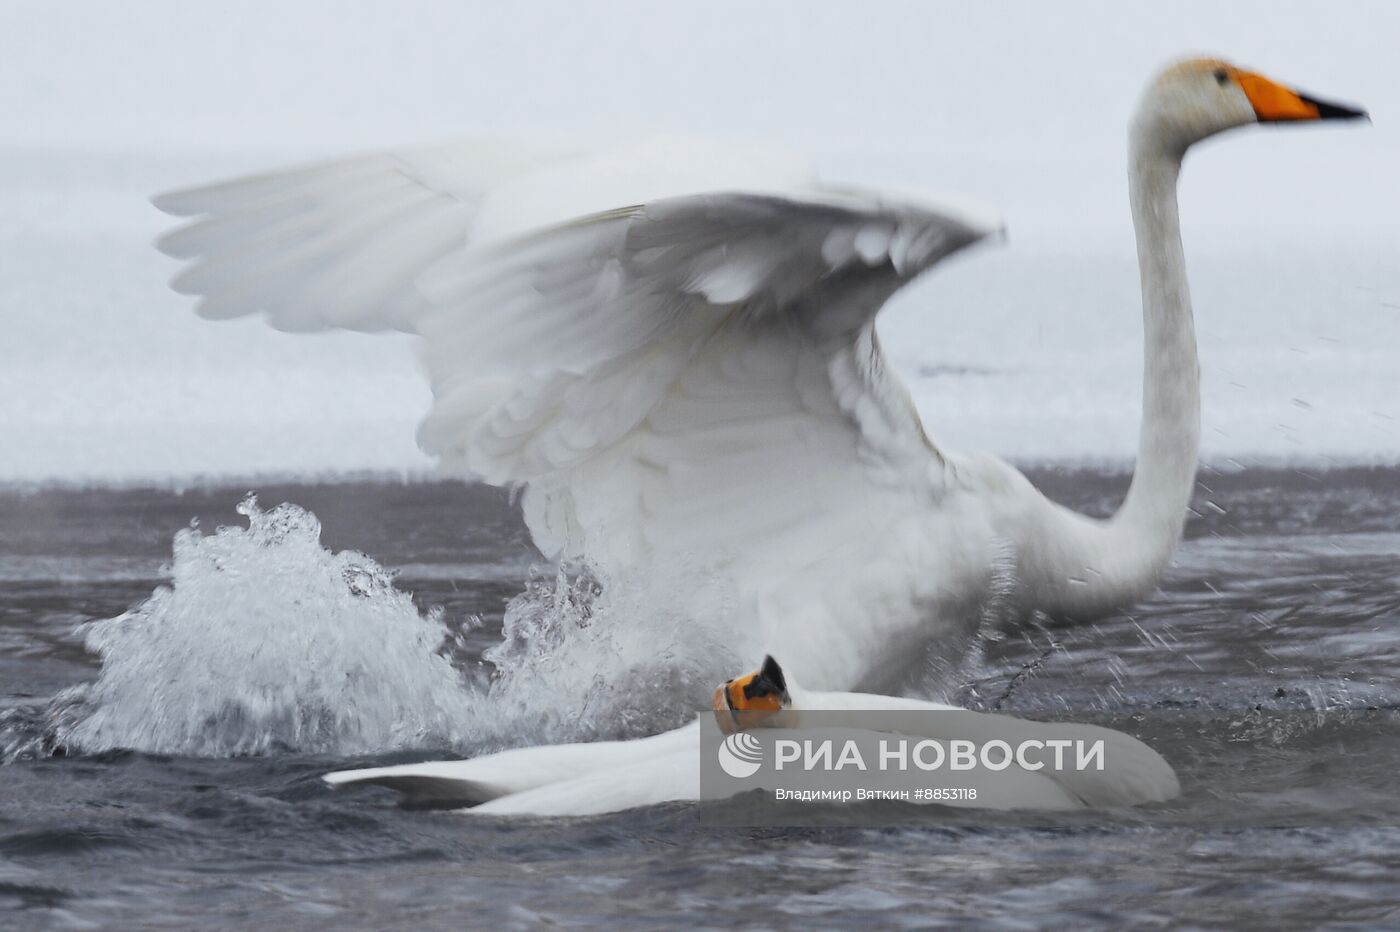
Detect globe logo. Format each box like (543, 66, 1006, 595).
(717, 732, 764, 779)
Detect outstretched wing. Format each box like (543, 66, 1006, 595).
(152, 135, 813, 331)
(407, 189, 997, 569)
(156, 143, 1003, 686)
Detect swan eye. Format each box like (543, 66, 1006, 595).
(1213, 68, 1230, 86)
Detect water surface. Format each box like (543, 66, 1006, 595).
(2, 469, 1399, 928)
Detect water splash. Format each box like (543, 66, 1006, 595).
(47, 497, 478, 757)
(12, 496, 732, 760)
(485, 562, 739, 743)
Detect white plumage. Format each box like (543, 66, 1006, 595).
(156, 136, 1014, 690)
(155, 58, 1364, 694)
(323, 669, 1180, 818)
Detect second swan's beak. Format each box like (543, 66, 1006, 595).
(712, 655, 790, 735)
(1235, 70, 1368, 123)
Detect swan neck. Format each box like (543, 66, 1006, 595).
(1024, 127, 1200, 617)
(1116, 132, 1199, 565)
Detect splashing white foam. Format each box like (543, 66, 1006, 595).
(42, 496, 734, 758)
(486, 561, 740, 742)
(51, 497, 476, 756)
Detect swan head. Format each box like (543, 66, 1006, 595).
(1136, 57, 1367, 154)
(712, 655, 795, 735)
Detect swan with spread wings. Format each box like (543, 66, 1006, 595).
(154, 58, 1365, 693)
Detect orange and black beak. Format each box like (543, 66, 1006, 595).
(1234, 69, 1368, 123)
(712, 655, 790, 735)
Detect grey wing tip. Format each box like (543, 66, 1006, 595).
(150, 187, 209, 218)
(323, 769, 357, 788)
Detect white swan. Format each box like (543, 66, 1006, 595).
(154, 58, 1364, 693)
(323, 656, 1179, 817)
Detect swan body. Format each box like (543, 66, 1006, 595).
(155, 58, 1364, 693)
(323, 657, 1179, 817)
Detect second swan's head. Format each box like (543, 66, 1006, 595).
(712, 655, 794, 735)
(1135, 57, 1367, 154)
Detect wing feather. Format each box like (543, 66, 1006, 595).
(155, 141, 1004, 687)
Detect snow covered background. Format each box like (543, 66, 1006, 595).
(3, 0, 1398, 483)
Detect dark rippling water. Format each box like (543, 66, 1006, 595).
(3, 469, 1400, 929)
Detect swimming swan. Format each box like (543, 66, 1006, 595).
(323, 657, 1179, 817)
(154, 58, 1365, 691)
